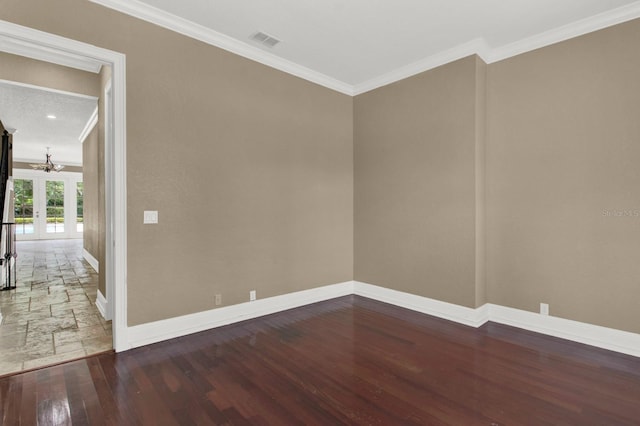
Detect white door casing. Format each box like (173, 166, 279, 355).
(0, 19, 129, 351)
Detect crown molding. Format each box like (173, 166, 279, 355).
(0, 79, 99, 101)
(90, 0, 640, 97)
(352, 38, 491, 95)
(485, 1, 640, 63)
(355, 2, 640, 95)
(79, 106, 99, 143)
(0, 33, 102, 73)
(89, 0, 354, 96)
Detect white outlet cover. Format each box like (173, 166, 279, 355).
(250, 290, 256, 301)
(144, 210, 158, 224)
(540, 303, 549, 316)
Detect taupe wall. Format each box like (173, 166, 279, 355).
(354, 56, 486, 308)
(355, 18, 640, 334)
(0, 51, 99, 98)
(486, 19, 640, 334)
(95, 65, 110, 296)
(2, 0, 354, 326)
(82, 127, 100, 266)
(4, 0, 639, 334)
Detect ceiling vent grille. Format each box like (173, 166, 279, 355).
(250, 31, 281, 48)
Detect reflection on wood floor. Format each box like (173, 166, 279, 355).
(2, 295, 639, 424)
(0, 239, 111, 376)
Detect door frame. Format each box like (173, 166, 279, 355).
(0, 20, 129, 351)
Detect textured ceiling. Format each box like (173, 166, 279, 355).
(0, 81, 97, 166)
(108, 0, 640, 90)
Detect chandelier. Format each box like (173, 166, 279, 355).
(30, 147, 65, 173)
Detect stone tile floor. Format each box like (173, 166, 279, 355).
(0, 239, 112, 376)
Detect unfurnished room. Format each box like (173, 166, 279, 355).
(0, 0, 640, 424)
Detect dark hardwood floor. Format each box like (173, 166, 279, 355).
(1, 295, 639, 425)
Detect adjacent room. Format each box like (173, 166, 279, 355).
(0, 0, 639, 423)
(0, 66, 113, 373)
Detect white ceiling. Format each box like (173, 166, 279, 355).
(0, 81, 97, 166)
(90, 0, 640, 94)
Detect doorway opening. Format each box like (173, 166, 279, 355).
(0, 75, 109, 374)
(0, 20, 128, 361)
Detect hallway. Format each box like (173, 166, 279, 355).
(0, 239, 111, 376)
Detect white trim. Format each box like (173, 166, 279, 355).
(0, 79, 99, 101)
(353, 281, 489, 327)
(353, 38, 491, 95)
(82, 248, 99, 273)
(0, 34, 102, 73)
(90, 0, 640, 95)
(352, 281, 640, 358)
(78, 106, 99, 143)
(127, 281, 354, 349)
(96, 289, 110, 320)
(126, 279, 640, 358)
(0, 19, 129, 352)
(487, 304, 640, 359)
(485, 2, 640, 64)
(88, 0, 353, 96)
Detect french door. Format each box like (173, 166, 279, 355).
(13, 170, 83, 240)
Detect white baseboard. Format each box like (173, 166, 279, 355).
(83, 249, 99, 273)
(353, 281, 489, 327)
(353, 281, 640, 358)
(96, 289, 110, 320)
(487, 304, 640, 358)
(123, 279, 640, 358)
(127, 281, 354, 349)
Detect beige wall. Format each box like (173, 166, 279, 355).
(356, 18, 640, 333)
(0, 51, 99, 98)
(486, 19, 640, 334)
(1, 0, 354, 326)
(354, 56, 486, 308)
(82, 127, 100, 266)
(4, 0, 639, 335)
(95, 65, 110, 296)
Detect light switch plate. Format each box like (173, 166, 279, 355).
(144, 210, 158, 224)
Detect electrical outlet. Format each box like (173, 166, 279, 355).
(540, 303, 549, 316)
(249, 290, 256, 301)
(143, 210, 158, 224)
(215, 294, 222, 306)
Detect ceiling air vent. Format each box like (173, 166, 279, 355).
(250, 31, 281, 48)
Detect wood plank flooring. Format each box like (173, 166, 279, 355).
(1, 295, 639, 425)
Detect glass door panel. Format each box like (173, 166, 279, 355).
(13, 171, 82, 240)
(14, 178, 36, 237)
(76, 182, 84, 233)
(45, 180, 65, 234)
